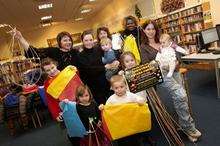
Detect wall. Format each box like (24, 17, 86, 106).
(0, 21, 91, 59)
(91, 0, 154, 32)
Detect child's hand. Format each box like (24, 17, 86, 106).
(62, 99, 69, 103)
(99, 104, 104, 110)
(56, 113, 63, 122)
(118, 70, 125, 76)
(97, 120, 102, 127)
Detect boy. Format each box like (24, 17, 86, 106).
(41, 58, 63, 122)
(101, 75, 145, 105)
(100, 38, 120, 80)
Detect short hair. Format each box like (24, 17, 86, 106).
(110, 75, 126, 86)
(56, 31, 73, 48)
(75, 84, 93, 103)
(100, 38, 112, 46)
(97, 27, 112, 42)
(120, 51, 136, 69)
(123, 15, 138, 29)
(81, 30, 94, 41)
(41, 57, 58, 67)
(160, 33, 172, 42)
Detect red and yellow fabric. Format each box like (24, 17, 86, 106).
(46, 65, 82, 101)
(102, 103, 151, 140)
(123, 35, 141, 65)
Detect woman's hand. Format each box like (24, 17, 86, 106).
(105, 60, 120, 70)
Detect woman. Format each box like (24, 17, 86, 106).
(140, 20, 201, 142)
(12, 30, 77, 70)
(75, 30, 111, 104)
(97, 26, 112, 43)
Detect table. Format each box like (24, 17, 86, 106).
(181, 53, 220, 98)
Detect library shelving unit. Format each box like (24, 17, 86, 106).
(154, 2, 213, 54)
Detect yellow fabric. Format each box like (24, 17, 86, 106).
(123, 35, 141, 64)
(103, 103, 151, 140)
(47, 66, 77, 99)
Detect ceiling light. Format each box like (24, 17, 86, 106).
(38, 3, 53, 10)
(81, 8, 91, 14)
(89, 0, 96, 2)
(75, 17, 84, 21)
(42, 23, 52, 27)
(41, 15, 52, 20)
(0, 24, 7, 28)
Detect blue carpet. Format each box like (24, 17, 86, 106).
(0, 70, 219, 146)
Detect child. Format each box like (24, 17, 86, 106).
(100, 75, 145, 146)
(156, 33, 188, 78)
(119, 51, 148, 99)
(68, 84, 102, 146)
(41, 58, 63, 122)
(102, 74, 145, 106)
(156, 34, 201, 142)
(100, 38, 120, 80)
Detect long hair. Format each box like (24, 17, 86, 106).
(56, 31, 73, 48)
(75, 84, 93, 103)
(141, 20, 160, 44)
(120, 51, 136, 70)
(97, 27, 112, 42)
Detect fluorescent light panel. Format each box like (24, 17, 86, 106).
(38, 3, 53, 10)
(75, 17, 84, 21)
(81, 8, 91, 13)
(41, 15, 52, 20)
(42, 23, 51, 27)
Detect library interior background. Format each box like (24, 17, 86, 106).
(0, 0, 220, 146)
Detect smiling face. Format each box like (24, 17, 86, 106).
(144, 23, 156, 40)
(78, 89, 91, 105)
(43, 63, 59, 77)
(82, 34, 94, 49)
(123, 54, 137, 69)
(126, 19, 136, 31)
(98, 30, 108, 40)
(60, 35, 72, 51)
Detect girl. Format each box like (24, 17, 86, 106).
(75, 84, 109, 146)
(119, 51, 147, 99)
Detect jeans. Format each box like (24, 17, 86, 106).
(159, 72, 196, 132)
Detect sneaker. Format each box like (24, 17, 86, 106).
(187, 135, 198, 142)
(187, 129, 202, 138)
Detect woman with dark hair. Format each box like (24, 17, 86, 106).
(140, 20, 202, 142)
(139, 20, 161, 64)
(97, 26, 112, 43)
(12, 30, 77, 70)
(75, 30, 111, 104)
(121, 15, 141, 47)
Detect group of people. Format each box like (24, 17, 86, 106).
(11, 15, 202, 145)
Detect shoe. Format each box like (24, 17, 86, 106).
(187, 129, 202, 138)
(187, 135, 198, 142)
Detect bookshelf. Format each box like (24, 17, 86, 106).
(155, 2, 213, 53)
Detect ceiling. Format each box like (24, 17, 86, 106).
(0, 0, 111, 36)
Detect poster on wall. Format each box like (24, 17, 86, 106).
(161, 0, 185, 14)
